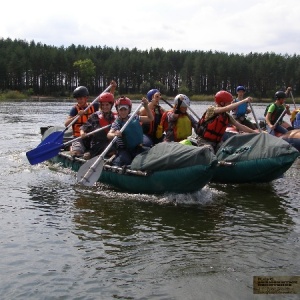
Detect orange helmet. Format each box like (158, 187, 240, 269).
(99, 92, 114, 105)
(215, 91, 233, 106)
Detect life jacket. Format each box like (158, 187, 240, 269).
(142, 105, 164, 137)
(157, 111, 192, 142)
(293, 111, 300, 129)
(156, 110, 172, 139)
(118, 117, 143, 150)
(264, 103, 285, 125)
(98, 111, 117, 131)
(89, 111, 117, 146)
(232, 99, 248, 118)
(197, 111, 230, 142)
(173, 114, 192, 142)
(72, 103, 95, 137)
(290, 109, 300, 124)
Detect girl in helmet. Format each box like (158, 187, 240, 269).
(265, 90, 292, 135)
(65, 85, 99, 156)
(107, 96, 154, 166)
(79, 81, 117, 159)
(231, 86, 256, 130)
(140, 89, 166, 147)
(163, 94, 198, 142)
(196, 90, 257, 152)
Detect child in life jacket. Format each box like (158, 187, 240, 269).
(65, 86, 99, 156)
(163, 94, 198, 142)
(107, 96, 154, 167)
(140, 88, 166, 147)
(265, 90, 293, 135)
(232, 85, 256, 130)
(79, 81, 117, 159)
(196, 90, 257, 152)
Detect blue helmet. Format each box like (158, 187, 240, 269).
(236, 86, 246, 92)
(146, 89, 160, 102)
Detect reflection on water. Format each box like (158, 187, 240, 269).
(1, 101, 300, 299)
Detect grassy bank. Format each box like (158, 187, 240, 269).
(1, 90, 299, 104)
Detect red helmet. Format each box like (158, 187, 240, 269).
(99, 92, 114, 104)
(215, 91, 233, 106)
(115, 96, 132, 113)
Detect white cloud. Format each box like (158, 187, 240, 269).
(1, 0, 300, 54)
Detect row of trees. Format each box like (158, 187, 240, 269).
(0, 37, 300, 99)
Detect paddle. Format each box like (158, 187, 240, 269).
(161, 97, 201, 120)
(26, 124, 111, 165)
(186, 104, 200, 121)
(161, 97, 173, 108)
(248, 102, 262, 132)
(36, 84, 112, 148)
(290, 91, 297, 110)
(77, 102, 144, 186)
(267, 108, 286, 134)
(180, 98, 201, 121)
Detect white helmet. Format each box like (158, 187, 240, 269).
(174, 94, 190, 107)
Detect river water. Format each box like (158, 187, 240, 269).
(0, 100, 299, 300)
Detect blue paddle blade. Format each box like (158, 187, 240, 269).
(26, 142, 62, 165)
(38, 131, 64, 147)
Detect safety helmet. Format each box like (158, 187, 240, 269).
(115, 96, 132, 113)
(146, 89, 160, 102)
(275, 91, 286, 99)
(99, 92, 114, 105)
(215, 91, 233, 105)
(174, 94, 190, 107)
(73, 86, 89, 98)
(236, 86, 246, 92)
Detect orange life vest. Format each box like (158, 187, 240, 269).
(198, 112, 229, 142)
(72, 103, 95, 137)
(98, 112, 117, 131)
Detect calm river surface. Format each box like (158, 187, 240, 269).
(0, 100, 299, 300)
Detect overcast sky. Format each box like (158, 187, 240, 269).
(1, 0, 300, 55)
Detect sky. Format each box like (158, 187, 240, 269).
(1, 0, 300, 55)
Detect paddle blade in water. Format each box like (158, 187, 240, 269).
(77, 156, 105, 186)
(26, 142, 62, 165)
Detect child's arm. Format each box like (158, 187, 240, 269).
(139, 97, 154, 123)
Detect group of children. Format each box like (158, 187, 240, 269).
(65, 81, 297, 167)
(225, 85, 297, 137)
